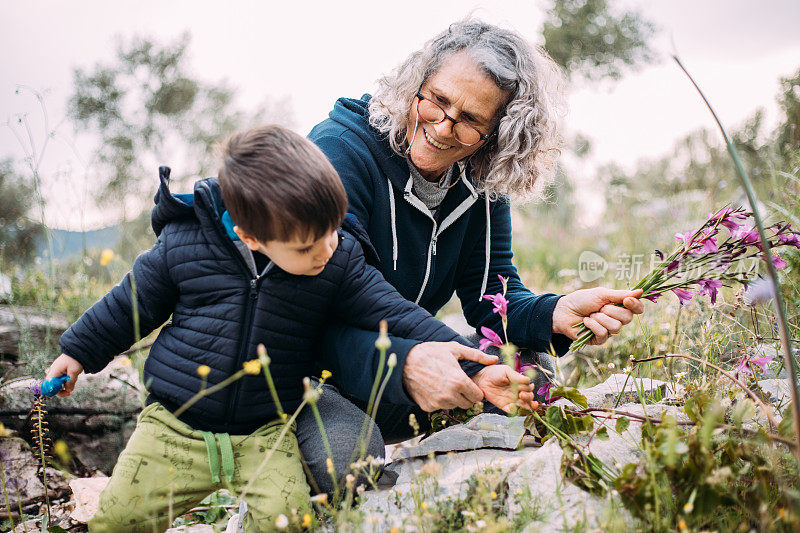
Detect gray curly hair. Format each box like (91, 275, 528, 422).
(368, 19, 565, 202)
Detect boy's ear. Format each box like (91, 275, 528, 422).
(233, 225, 261, 251)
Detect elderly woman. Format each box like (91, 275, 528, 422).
(295, 19, 644, 493)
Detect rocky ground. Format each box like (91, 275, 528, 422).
(1, 362, 791, 532)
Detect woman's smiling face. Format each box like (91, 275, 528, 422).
(405, 51, 509, 181)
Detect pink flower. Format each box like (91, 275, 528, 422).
(777, 232, 800, 248)
(672, 288, 694, 306)
(750, 356, 774, 373)
(644, 292, 661, 302)
(696, 279, 723, 305)
(709, 208, 746, 233)
(514, 352, 537, 375)
(698, 237, 718, 254)
(735, 227, 761, 248)
(537, 382, 552, 403)
(674, 230, 695, 251)
(735, 355, 774, 377)
(479, 327, 503, 352)
(483, 293, 509, 318)
(772, 255, 787, 269)
(497, 274, 509, 292)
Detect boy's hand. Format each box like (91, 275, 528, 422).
(471, 364, 535, 412)
(45, 354, 84, 397)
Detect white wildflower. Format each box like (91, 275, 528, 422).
(275, 514, 289, 529)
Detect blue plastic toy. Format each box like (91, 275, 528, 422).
(41, 375, 70, 397)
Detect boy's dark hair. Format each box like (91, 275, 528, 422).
(218, 125, 347, 243)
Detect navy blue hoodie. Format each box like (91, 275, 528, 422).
(310, 96, 571, 405)
(59, 168, 472, 434)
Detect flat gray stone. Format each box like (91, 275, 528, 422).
(391, 413, 526, 460)
(580, 373, 684, 407)
(755, 378, 793, 407)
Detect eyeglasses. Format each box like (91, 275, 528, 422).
(414, 91, 493, 147)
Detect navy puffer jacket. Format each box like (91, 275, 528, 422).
(59, 168, 470, 434)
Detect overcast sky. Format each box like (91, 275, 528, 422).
(2, 0, 799, 229)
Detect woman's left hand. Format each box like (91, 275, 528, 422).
(471, 364, 536, 412)
(551, 288, 644, 345)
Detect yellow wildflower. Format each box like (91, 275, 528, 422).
(491, 490, 498, 499)
(243, 359, 261, 375)
(310, 493, 328, 505)
(197, 365, 210, 377)
(678, 519, 687, 531)
(100, 248, 115, 266)
(390, 528, 400, 533)
(321, 369, 332, 380)
(53, 440, 70, 463)
(301, 514, 312, 528)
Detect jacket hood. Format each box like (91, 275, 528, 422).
(151, 166, 380, 264)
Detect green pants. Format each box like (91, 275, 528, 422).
(90, 402, 310, 532)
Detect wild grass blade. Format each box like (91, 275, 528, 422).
(673, 54, 800, 462)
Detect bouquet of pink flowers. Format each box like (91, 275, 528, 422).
(569, 206, 800, 351)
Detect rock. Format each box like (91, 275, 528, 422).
(391, 414, 526, 460)
(359, 447, 528, 526)
(0, 436, 71, 505)
(0, 273, 10, 302)
(0, 305, 69, 360)
(0, 358, 143, 474)
(580, 373, 684, 407)
(755, 378, 793, 406)
(506, 439, 632, 532)
(69, 476, 110, 523)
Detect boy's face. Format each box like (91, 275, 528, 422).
(235, 226, 339, 276)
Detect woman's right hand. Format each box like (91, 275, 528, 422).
(45, 354, 84, 397)
(401, 341, 497, 412)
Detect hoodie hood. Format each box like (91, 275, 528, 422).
(328, 96, 413, 193)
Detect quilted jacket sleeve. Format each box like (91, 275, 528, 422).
(59, 234, 178, 373)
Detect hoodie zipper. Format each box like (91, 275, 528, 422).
(401, 173, 479, 304)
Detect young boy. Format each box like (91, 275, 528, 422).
(47, 125, 523, 532)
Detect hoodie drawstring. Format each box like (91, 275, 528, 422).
(388, 178, 398, 270)
(478, 194, 491, 302)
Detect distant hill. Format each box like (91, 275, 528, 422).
(36, 226, 120, 262)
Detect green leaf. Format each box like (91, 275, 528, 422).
(595, 426, 609, 440)
(731, 399, 756, 428)
(551, 386, 588, 408)
(47, 527, 69, 533)
(778, 413, 795, 440)
(615, 416, 630, 434)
